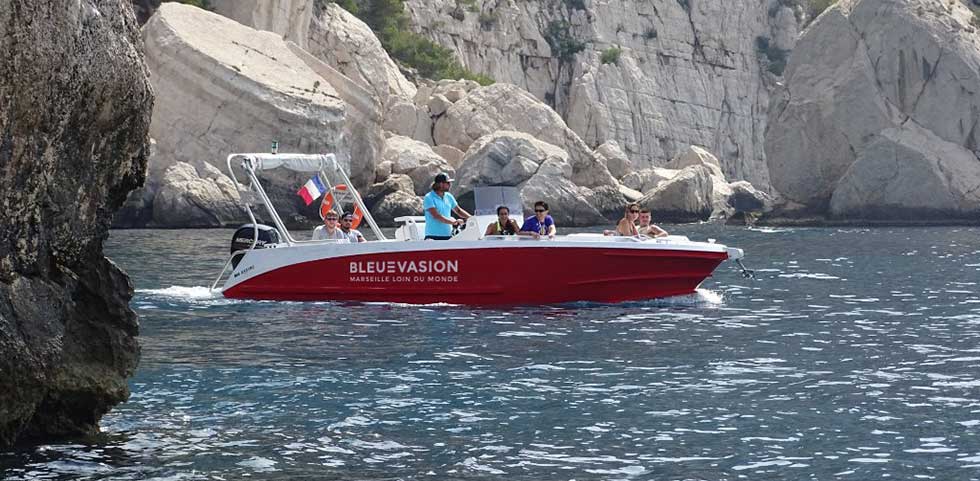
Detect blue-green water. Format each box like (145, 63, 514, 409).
(3, 226, 980, 480)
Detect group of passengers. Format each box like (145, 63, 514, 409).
(314, 172, 668, 242)
(422, 172, 662, 240)
(311, 211, 365, 243)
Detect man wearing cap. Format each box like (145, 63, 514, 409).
(339, 211, 366, 243)
(423, 172, 471, 240)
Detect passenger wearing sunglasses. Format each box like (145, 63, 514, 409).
(614, 203, 641, 236)
(484, 205, 520, 236)
(519, 201, 556, 239)
(312, 212, 350, 241)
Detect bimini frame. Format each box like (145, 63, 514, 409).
(209, 153, 386, 292)
(225, 153, 387, 244)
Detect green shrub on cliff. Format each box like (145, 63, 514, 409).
(600, 46, 622, 65)
(332, 0, 493, 85)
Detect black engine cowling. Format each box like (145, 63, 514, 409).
(230, 224, 280, 268)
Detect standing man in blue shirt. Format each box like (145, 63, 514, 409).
(423, 172, 471, 240)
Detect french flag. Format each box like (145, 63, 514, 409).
(297, 175, 327, 205)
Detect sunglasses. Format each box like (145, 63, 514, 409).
(534, 209, 546, 213)
(629, 210, 640, 213)
(325, 217, 338, 221)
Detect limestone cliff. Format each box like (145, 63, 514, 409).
(403, 0, 801, 187)
(766, 0, 980, 220)
(0, 0, 151, 446)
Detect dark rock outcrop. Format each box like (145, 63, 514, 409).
(0, 0, 151, 447)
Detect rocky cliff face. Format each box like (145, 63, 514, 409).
(403, 0, 802, 187)
(0, 0, 151, 446)
(766, 0, 980, 220)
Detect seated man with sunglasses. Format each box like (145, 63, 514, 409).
(519, 201, 556, 239)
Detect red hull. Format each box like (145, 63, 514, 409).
(223, 246, 728, 305)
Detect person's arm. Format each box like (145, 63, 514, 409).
(649, 225, 669, 238)
(518, 219, 540, 238)
(547, 218, 556, 238)
(615, 218, 633, 236)
(452, 205, 471, 219)
(356, 231, 366, 242)
(484, 223, 496, 236)
(427, 207, 459, 225)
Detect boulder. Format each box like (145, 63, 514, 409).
(305, 3, 418, 108)
(621, 168, 679, 193)
(433, 144, 465, 169)
(638, 165, 714, 222)
(382, 135, 454, 195)
(765, 0, 980, 219)
(585, 184, 628, 221)
(374, 160, 393, 183)
(0, 0, 150, 447)
(595, 140, 632, 179)
(427, 94, 452, 117)
(519, 175, 607, 226)
(151, 162, 246, 227)
(667, 145, 724, 178)
(372, 191, 424, 226)
(728, 181, 773, 214)
(829, 125, 980, 219)
(454, 131, 610, 226)
(143, 4, 357, 222)
(365, 174, 415, 208)
(454, 131, 570, 198)
(433, 83, 617, 188)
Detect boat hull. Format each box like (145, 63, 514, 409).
(222, 242, 729, 305)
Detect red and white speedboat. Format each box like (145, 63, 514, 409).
(213, 153, 748, 305)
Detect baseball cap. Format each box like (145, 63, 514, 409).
(433, 172, 455, 183)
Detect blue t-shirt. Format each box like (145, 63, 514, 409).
(521, 215, 554, 235)
(423, 190, 458, 237)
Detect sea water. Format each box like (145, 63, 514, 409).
(2, 226, 980, 480)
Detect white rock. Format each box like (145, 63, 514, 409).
(454, 131, 570, 197)
(144, 4, 352, 222)
(621, 168, 679, 193)
(766, 0, 980, 219)
(382, 135, 454, 195)
(830, 125, 980, 218)
(212, 1, 417, 110)
(728, 180, 773, 213)
(427, 94, 452, 117)
(595, 140, 632, 179)
(667, 145, 724, 178)
(638, 165, 714, 222)
(434, 83, 616, 188)
(152, 162, 245, 227)
(433, 144, 465, 169)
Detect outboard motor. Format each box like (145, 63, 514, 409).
(230, 224, 281, 268)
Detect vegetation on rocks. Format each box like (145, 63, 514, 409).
(333, 0, 493, 85)
(756, 36, 789, 75)
(600, 46, 622, 65)
(545, 20, 586, 61)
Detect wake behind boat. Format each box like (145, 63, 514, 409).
(212, 153, 748, 305)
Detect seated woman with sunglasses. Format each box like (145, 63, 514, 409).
(604, 203, 641, 236)
(484, 205, 521, 236)
(519, 201, 556, 239)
